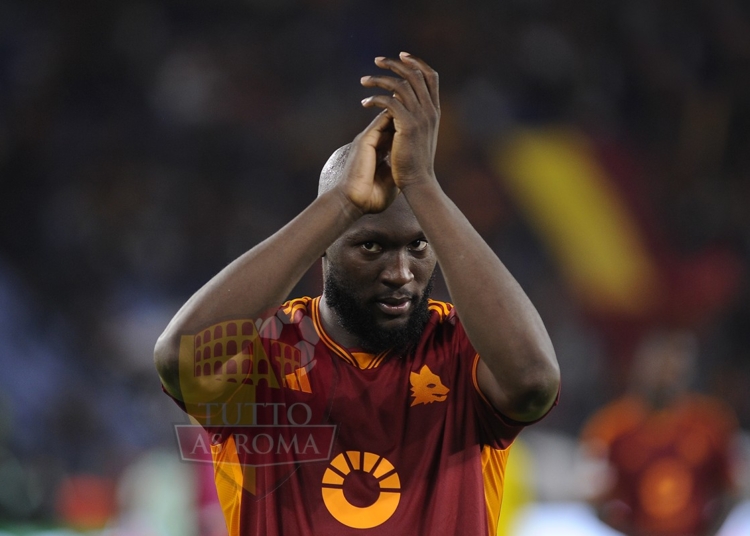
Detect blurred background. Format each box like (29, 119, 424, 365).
(1, 0, 749, 534)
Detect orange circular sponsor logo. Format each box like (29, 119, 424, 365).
(321, 451, 401, 529)
(639, 457, 693, 519)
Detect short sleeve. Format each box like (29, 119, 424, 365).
(449, 308, 559, 450)
(470, 354, 559, 449)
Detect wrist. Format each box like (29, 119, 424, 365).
(328, 186, 365, 223)
(399, 173, 442, 197)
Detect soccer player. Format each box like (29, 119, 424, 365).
(580, 330, 740, 536)
(155, 52, 560, 535)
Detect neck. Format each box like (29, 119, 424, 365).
(318, 295, 361, 349)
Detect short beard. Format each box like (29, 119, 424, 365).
(323, 267, 435, 355)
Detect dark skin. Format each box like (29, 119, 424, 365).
(155, 53, 559, 422)
(320, 195, 435, 342)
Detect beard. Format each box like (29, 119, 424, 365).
(323, 267, 435, 355)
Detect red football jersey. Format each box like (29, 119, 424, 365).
(582, 394, 738, 536)
(170, 297, 547, 536)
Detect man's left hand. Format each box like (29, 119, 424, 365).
(360, 52, 441, 191)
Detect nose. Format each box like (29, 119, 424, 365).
(380, 249, 414, 288)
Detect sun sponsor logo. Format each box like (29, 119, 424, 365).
(321, 451, 401, 528)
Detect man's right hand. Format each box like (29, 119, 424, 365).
(335, 111, 399, 215)
(156, 86, 405, 401)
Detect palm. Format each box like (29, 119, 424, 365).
(344, 159, 398, 214)
(339, 113, 398, 214)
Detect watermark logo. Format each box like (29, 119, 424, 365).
(174, 402, 336, 467)
(175, 425, 337, 466)
(173, 302, 337, 497)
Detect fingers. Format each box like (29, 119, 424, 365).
(376, 55, 431, 108)
(366, 109, 393, 133)
(357, 109, 393, 145)
(397, 52, 440, 110)
(359, 53, 440, 129)
(361, 92, 410, 120)
(364, 53, 439, 111)
(361, 74, 419, 110)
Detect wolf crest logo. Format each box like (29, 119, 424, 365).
(409, 365, 450, 407)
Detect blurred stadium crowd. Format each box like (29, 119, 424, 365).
(1, 0, 749, 533)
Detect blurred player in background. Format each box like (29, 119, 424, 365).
(580, 330, 740, 536)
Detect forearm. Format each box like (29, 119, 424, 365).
(155, 106, 397, 399)
(402, 179, 559, 418)
(358, 52, 558, 418)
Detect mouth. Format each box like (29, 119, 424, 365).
(374, 295, 414, 316)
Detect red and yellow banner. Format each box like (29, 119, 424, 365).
(493, 128, 660, 316)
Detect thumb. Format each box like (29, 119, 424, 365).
(358, 110, 392, 148)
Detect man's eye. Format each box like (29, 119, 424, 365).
(361, 242, 382, 253)
(410, 239, 428, 252)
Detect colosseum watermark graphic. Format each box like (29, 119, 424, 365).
(173, 301, 338, 495)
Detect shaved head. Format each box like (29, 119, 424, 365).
(318, 144, 351, 197)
